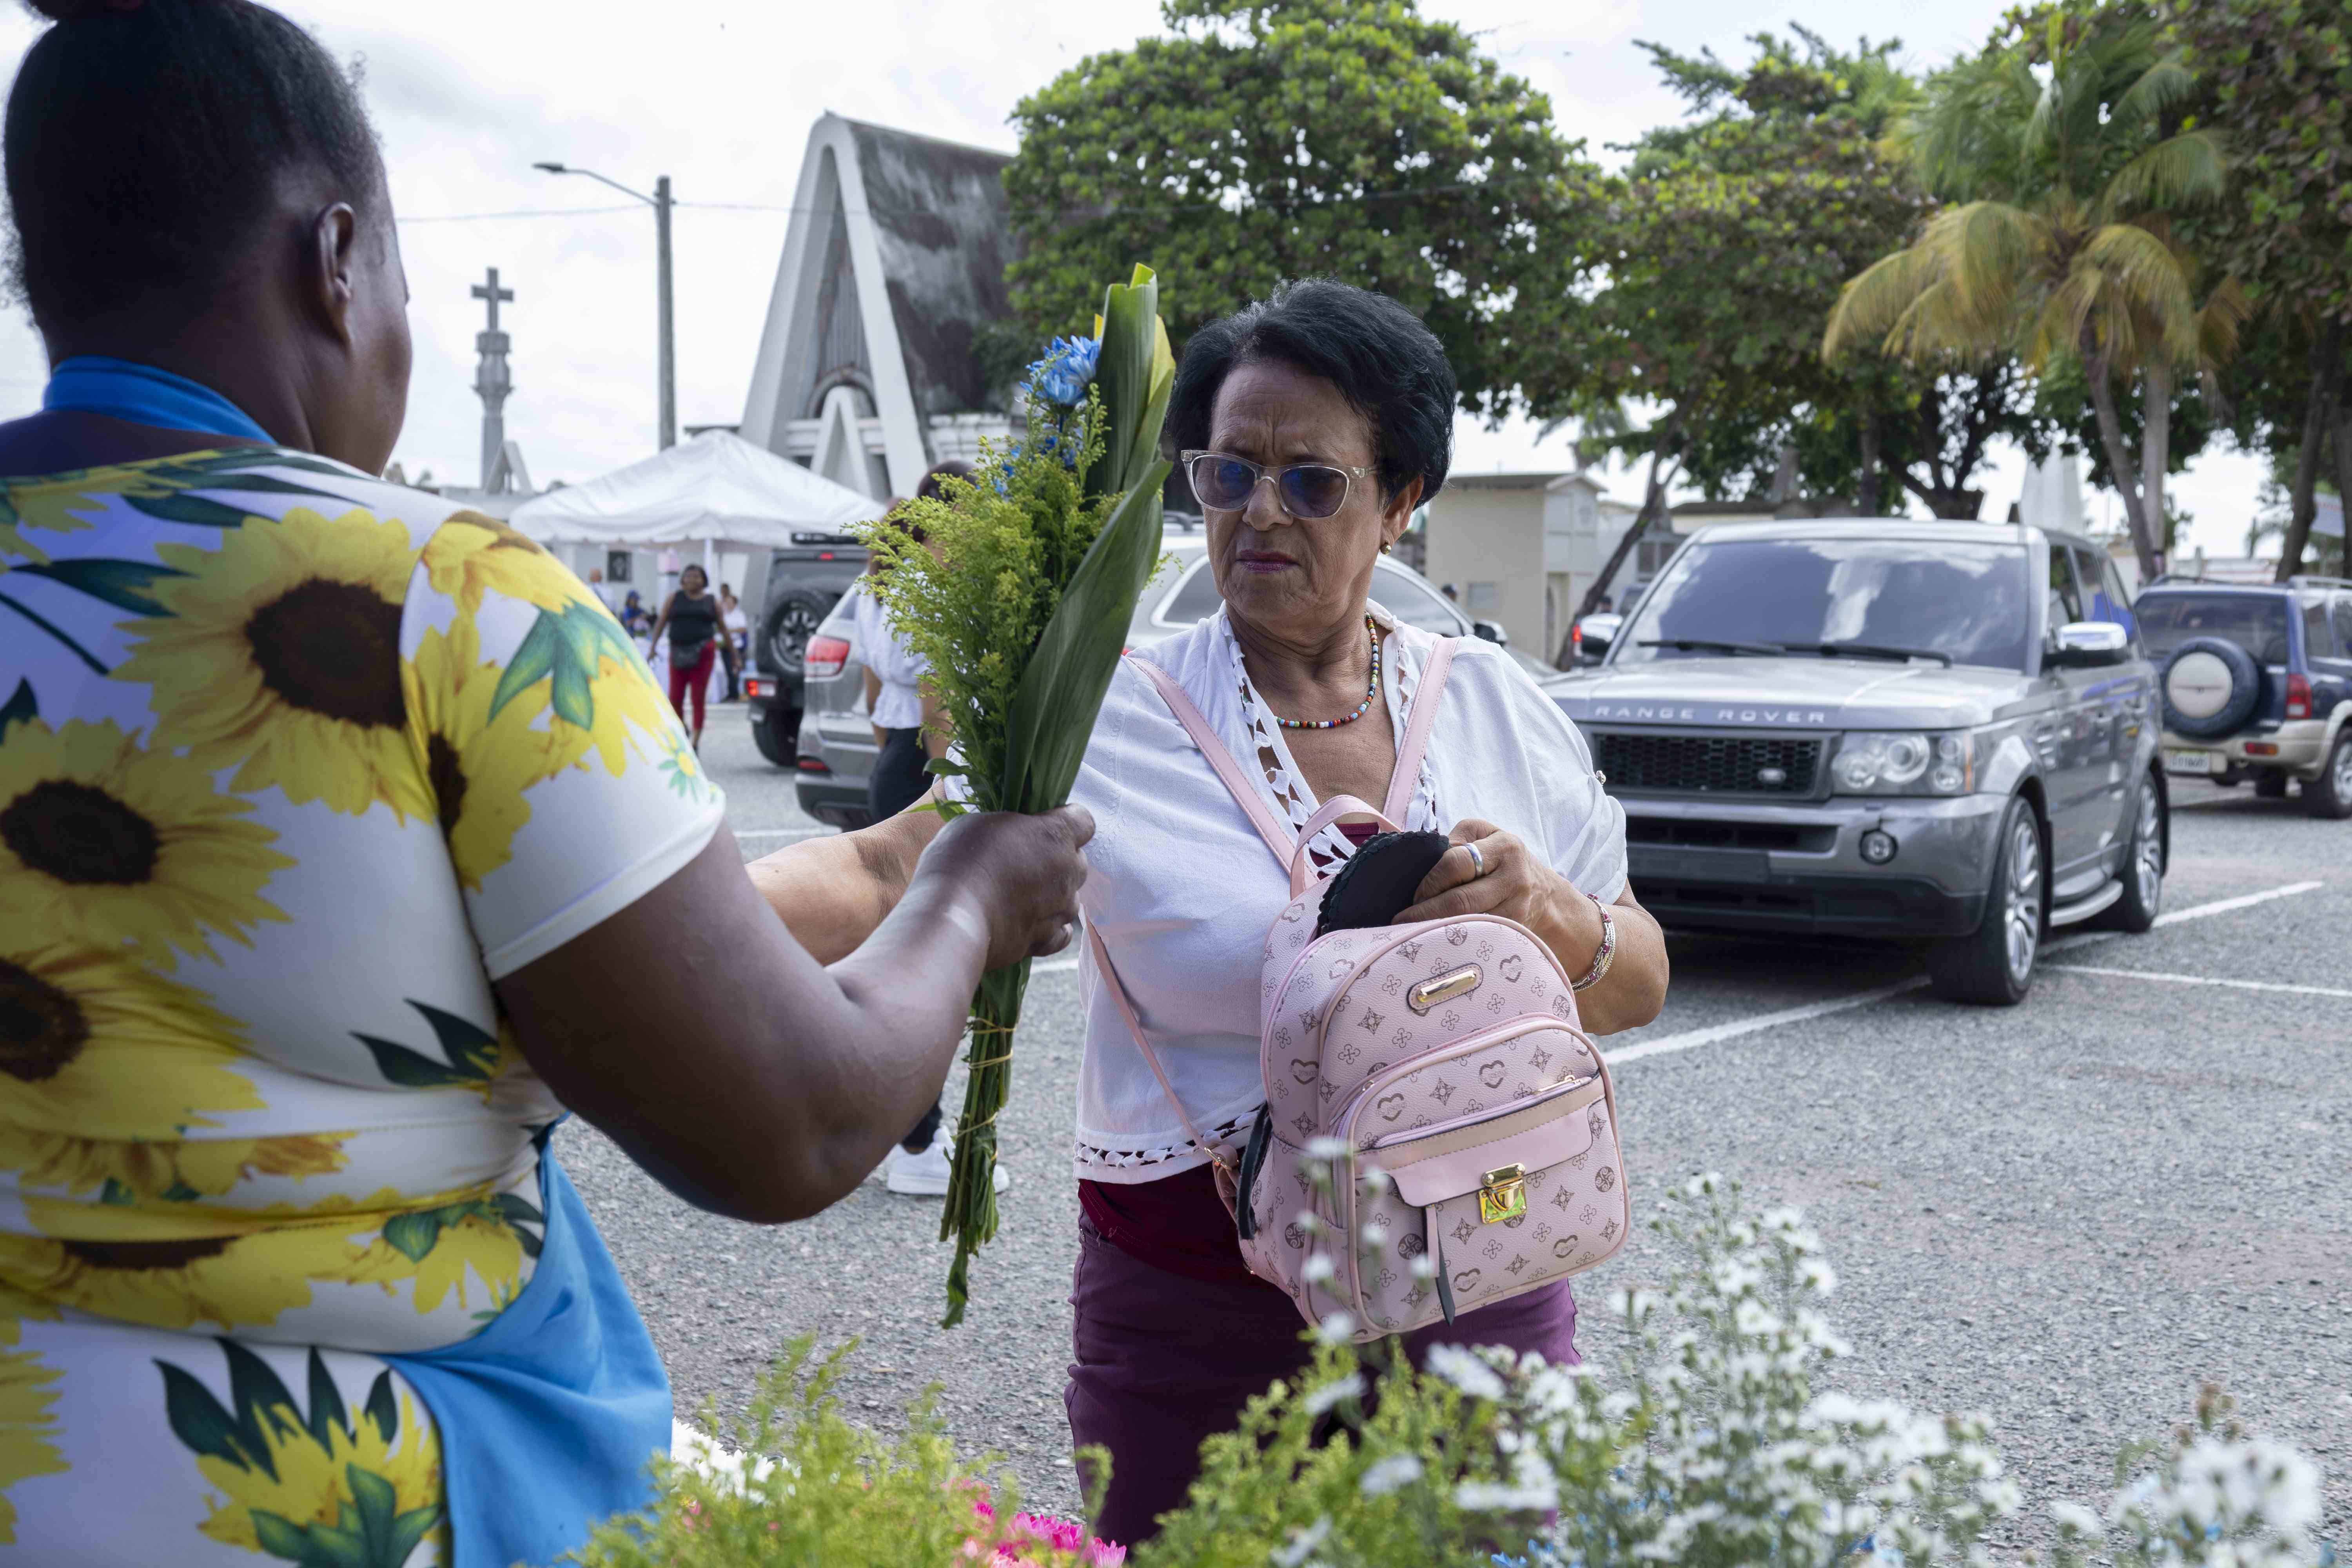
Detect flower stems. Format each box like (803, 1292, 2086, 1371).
(938, 955, 1031, 1328)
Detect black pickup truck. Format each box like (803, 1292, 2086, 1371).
(742, 530, 868, 766)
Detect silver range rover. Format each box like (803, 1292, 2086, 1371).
(1544, 519, 2169, 1005)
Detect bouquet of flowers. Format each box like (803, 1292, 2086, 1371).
(860, 266, 1174, 1325)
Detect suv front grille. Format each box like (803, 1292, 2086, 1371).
(1592, 731, 1823, 797)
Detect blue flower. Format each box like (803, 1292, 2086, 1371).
(1023, 336, 1101, 408)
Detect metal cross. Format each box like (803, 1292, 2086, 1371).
(471, 266, 514, 332)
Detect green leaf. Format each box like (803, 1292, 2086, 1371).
(997, 463, 1169, 813)
(222, 1339, 300, 1481)
(0, 590, 109, 677)
(383, 1504, 443, 1568)
(345, 1464, 399, 1566)
(352, 1034, 475, 1090)
(362, 1371, 399, 1445)
(408, 1001, 499, 1079)
(0, 678, 33, 738)
(12, 557, 187, 616)
(305, 1349, 350, 1452)
(380, 1210, 444, 1263)
(98, 1177, 133, 1206)
(922, 757, 972, 777)
(490, 1191, 544, 1227)
(248, 1510, 317, 1564)
(158, 1358, 251, 1471)
(161, 1180, 202, 1203)
(122, 490, 261, 530)
(488, 609, 563, 724)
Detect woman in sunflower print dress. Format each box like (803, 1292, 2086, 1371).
(0, 5, 1091, 1565)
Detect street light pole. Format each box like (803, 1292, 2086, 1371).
(654, 175, 674, 450)
(533, 161, 677, 450)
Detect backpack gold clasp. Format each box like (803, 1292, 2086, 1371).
(1478, 1163, 1527, 1225)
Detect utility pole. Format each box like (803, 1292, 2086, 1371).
(534, 161, 677, 451)
(655, 176, 675, 450)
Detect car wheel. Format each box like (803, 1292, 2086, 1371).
(762, 587, 835, 679)
(2303, 731, 2352, 820)
(2254, 769, 2290, 799)
(1928, 795, 2043, 1006)
(751, 706, 795, 767)
(2094, 772, 2165, 932)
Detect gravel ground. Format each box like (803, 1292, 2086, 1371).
(564, 712, 2352, 1547)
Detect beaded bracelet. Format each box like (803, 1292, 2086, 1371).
(1570, 893, 1616, 993)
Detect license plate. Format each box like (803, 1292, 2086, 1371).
(2165, 748, 2223, 776)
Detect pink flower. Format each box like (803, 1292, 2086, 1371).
(973, 1499, 997, 1524)
(1089, 1542, 1127, 1567)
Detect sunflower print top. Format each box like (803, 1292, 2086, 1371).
(0, 448, 722, 1561)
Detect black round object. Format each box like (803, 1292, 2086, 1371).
(2160, 637, 2263, 739)
(762, 586, 835, 677)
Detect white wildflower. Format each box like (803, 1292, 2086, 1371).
(1411, 1254, 1436, 1280)
(1359, 1452, 1425, 1497)
(1306, 1136, 1350, 1160)
(1455, 1479, 1556, 1514)
(1269, 1515, 1332, 1568)
(1302, 1254, 1336, 1285)
(1425, 1343, 1506, 1402)
(1314, 1310, 1357, 1347)
(2050, 1500, 2103, 1537)
(1303, 1372, 1365, 1417)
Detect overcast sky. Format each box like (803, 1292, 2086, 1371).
(0, 0, 2266, 554)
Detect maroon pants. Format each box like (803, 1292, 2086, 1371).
(1064, 1214, 1578, 1548)
(666, 642, 714, 733)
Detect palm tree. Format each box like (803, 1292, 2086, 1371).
(1823, 8, 2246, 579)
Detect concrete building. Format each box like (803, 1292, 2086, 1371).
(738, 114, 1020, 498)
(1423, 472, 1640, 662)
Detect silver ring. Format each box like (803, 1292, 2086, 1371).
(1463, 842, 1486, 879)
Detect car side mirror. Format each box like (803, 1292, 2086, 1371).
(1472, 619, 1509, 646)
(2048, 620, 2129, 668)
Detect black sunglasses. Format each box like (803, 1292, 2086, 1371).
(1182, 450, 1377, 521)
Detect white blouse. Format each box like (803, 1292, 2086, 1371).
(1065, 605, 1628, 1183)
(849, 581, 929, 730)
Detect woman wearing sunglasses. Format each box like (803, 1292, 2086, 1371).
(762, 278, 1666, 1540)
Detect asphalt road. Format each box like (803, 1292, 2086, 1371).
(562, 703, 2352, 1546)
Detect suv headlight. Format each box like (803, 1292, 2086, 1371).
(1832, 731, 1973, 795)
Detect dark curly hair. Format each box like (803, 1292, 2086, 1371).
(1166, 279, 1456, 505)
(5, 0, 385, 331)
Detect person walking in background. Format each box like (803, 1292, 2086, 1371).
(852, 461, 999, 1196)
(620, 587, 648, 634)
(648, 562, 722, 748)
(0, 7, 1094, 1559)
(720, 582, 748, 702)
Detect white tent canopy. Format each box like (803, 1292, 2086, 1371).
(508, 428, 877, 551)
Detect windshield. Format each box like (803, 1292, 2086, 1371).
(1615, 537, 2033, 671)
(2135, 593, 2292, 665)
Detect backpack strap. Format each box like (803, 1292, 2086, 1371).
(1086, 921, 1238, 1187)
(1382, 635, 1459, 822)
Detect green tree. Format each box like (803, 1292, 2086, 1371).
(1825, 2, 2247, 579)
(1000, 0, 1592, 421)
(2163, 0, 2352, 579)
(1522, 30, 1960, 629)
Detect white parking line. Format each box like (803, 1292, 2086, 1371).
(1603, 879, 2326, 1069)
(2043, 963, 2352, 1001)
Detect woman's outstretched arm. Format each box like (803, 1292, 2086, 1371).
(497, 802, 1084, 1222)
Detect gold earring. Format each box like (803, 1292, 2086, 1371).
(1379, 541, 1394, 555)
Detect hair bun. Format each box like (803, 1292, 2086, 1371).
(29, 0, 146, 20)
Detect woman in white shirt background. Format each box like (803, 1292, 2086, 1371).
(853, 462, 1006, 1196)
(750, 282, 1667, 1543)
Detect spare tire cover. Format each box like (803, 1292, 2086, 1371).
(2161, 637, 2263, 738)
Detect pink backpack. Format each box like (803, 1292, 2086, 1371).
(1087, 640, 1629, 1342)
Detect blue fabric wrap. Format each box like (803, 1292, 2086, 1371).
(388, 1149, 672, 1568)
(42, 355, 275, 444)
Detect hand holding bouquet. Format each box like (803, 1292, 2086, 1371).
(860, 267, 1174, 1325)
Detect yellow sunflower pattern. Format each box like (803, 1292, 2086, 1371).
(0, 447, 717, 1559)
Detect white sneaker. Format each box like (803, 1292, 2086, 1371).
(876, 1128, 1010, 1197)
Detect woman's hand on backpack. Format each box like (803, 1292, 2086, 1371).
(1395, 818, 1573, 936)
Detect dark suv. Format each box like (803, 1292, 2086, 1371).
(742, 532, 868, 766)
(2143, 576, 2352, 818)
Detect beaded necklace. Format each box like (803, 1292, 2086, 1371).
(1267, 615, 1382, 730)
